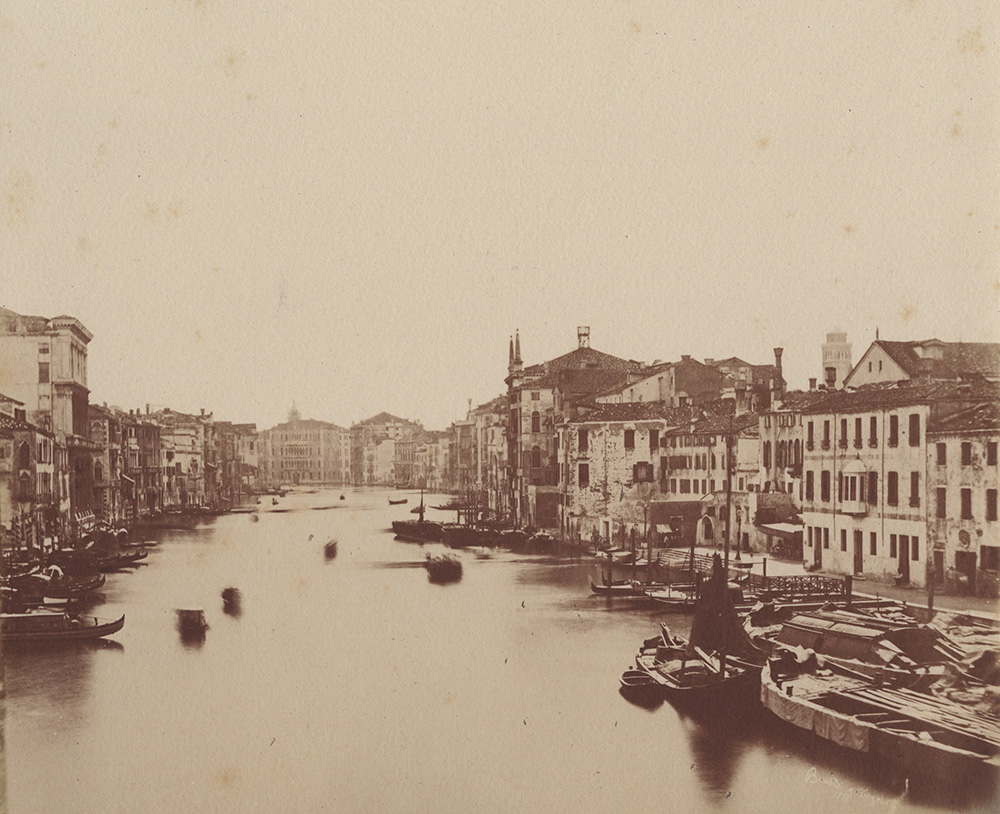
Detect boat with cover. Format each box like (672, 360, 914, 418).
(1, 609, 125, 643)
(391, 490, 443, 542)
(632, 554, 766, 712)
(423, 553, 463, 584)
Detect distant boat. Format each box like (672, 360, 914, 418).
(423, 554, 462, 584)
(176, 609, 208, 634)
(324, 540, 338, 560)
(388, 498, 408, 505)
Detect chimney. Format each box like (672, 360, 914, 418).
(14, 408, 25, 422)
(704, 358, 715, 366)
(680, 354, 691, 362)
(201, 408, 205, 417)
(773, 347, 784, 376)
(577, 326, 590, 349)
(809, 377, 817, 391)
(146, 404, 150, 415)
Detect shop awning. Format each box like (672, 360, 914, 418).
(758, 522, 802, 539)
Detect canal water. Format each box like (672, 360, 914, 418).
(3, 489, 993, 813)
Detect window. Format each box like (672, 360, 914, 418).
(837, 471, 844, 501)
(578, 464, 589, 487)
(987, 489, 997, 521)
(936, 443, 947, 465)
(961, 488, 972, 520)
(531, 391, 540, 401)
(820, 470, 830, 502)
(889, 415, 898, 447)
(807, 422, 814, 450)
(38, 362, 49, 383)
(531, 446, 541, 469)
(822, 421, 830, 449)
(763, 441, 771, 468)
(887, 471, 898, 506)
(854, 418, 862, 448)
(909, 472, 920, 507)
(669, 478, 676, 493)
(650, 429, 659, 452)
(936, 488, 947, 519)
(839, 419, 848, 448)
(909, 414, 920, 447)
(679, 479, 691, 494)
(869, 416, 878, 447)
(531, 412, 540, 434)
(633, 462, 653, 483)
(805, 470, 814, 501)
(823, 528, 830, 549)
(870, 532, 877, 556)
(868, 471, 877, 505)
(989, 442, 998, 466)
(624, 429, 635, 450)
(578, 429, 588, 453)
(808, 527, 814, 547)
(840, 529, 847, 551)
(911, 537, 919, 560)
(961, 442, 972, 466)
(890, 534, 897, 558)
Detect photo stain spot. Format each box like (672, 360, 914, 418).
(958, 28, 985, 55)
(951, 123, 962, 137)
(5, 169, 35, 227)
(842, 224, 854, 235)
(757, 136, 770, 149)
(215, 767, 240, 788)
(219, 47, 247, 79)
(629, 21, 641, 34)
(901, 304, 916, 321)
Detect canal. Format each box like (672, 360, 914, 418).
(3, 489, 988, 812)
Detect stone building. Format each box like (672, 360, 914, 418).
(844, 338, 1000, 389)
(799, 380, 997, 588)
(0, 404, 55, 551)
(505, 327, 643, 529)
(349, 412, 422, 485)
(0, 307, 96, 537)
(821, 330, 853, 390)
(926, 402, 1000, 597)
(259, 405, 348, 486)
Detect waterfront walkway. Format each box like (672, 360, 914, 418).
(691, 543, 1000, 623)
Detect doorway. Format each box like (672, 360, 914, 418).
(955, 550, 977, 595)
(898, 534, 910, 584)
(853, 530, 863, 574)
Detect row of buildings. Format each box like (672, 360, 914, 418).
(453, 327, 998, 597)
(3, 304, 997, 596)
(0, 307, 259, 550)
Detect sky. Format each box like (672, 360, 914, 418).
(2, 1, 997, 431)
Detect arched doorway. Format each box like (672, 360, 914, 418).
(701, 516, 714, 543)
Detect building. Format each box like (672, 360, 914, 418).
(822, 330, 853, 389)
(560, 402, 697, 546)
(89, 404, 125, 524)
(926, 402, 1000, 597)
(799, 380, 998, 588)
(0, 307, 97, 537)
(506, 327, 643, 529)
(152, 408, 206, 507)
(844, 338, 1000, 389)
(259, 405, 348, 486)
(350, 412, 422, 485)
(0, 405, 55, 551)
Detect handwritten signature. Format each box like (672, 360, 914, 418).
(804, 767, 903, 811)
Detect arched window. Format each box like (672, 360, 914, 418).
(794, 439, 801, 465)
(18, 442, 30, 470)
(762, 441, 771, 469)
(19, 472, 33, 500)
(531, 411, 540, 434)
(778, 440, 787, 469)
(94, 462, 104, 483)
(531, 446, 541, 469)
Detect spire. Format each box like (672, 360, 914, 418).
(509, 335, 514, 366)
(514, 330, 522, 364)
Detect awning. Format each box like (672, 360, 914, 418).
(758, 522, 803, 539)
(654, 524, 674, 534)
(121, 474, 135, 483)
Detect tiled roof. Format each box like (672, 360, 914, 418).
(874, 340, 1000, 380)
(668, 411, 760, 437)
(535, 367, 631, 396)
(801, 380, 1000, 415)
(522, 346, 642, 378)
(0, 392, 24, 405)
(0, 413, 49, 435)
(356, 411, 416, 427)
(772, 390, 831, 412)
(928, 402, 1000, 434)
(572, 403, 701, 424)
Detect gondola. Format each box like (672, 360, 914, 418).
(1, 609, 125, 644)
(388, 498, 408, 505)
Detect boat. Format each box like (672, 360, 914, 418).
(423, 553, 463, 584)
(97, 548, 148, 572)
(631, 554, 766, 713)
(388, 498, 408, 505)
(324, 539, 338, 559)
(618, 669, 664, 708)
(590, 575, 667, 597)
(176, 608, 208, 633)
(391, 490, 443, 542)
(10, 571, 106, 599)
(339, 494, 345, 501)
(1, 609, 125, 644)
(761, 648, 1000, 790)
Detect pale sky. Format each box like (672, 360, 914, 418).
(3, 2, 997, 431)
